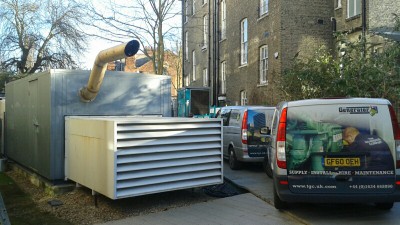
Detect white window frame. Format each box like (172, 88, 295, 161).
(192, 0, 196, 15)
(185, 0, 188, 23)
(220, 0, 226, 40)
(240, 18, 248, 65)
(336, 0, 342, 9)
(203, 68, 208, 87)
(259, 45, 268, 84)
(192, 50, 196, 81)
(347, 0, 361, 18)
(260, 0, 268, 16)
(203, 15, 208, 48)
(221, 61, 226, 94)
(184, 74, 189, 86)
(185, 31, 189, 60)
(240, 90, 247, 106)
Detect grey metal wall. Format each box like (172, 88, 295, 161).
(5, 69, 171, 180)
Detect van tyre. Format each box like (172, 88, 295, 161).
(273, 186, 288, 210)
(375, 202, 394, 210)
(229, 148, 241, 170)
(263, 156, 273, 178)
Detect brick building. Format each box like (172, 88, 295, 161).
(182, 0, 400, 106)
(107, 50, 181, 97)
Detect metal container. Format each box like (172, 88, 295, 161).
(177, 87, 210, 117)
(0, 98, 5, 156)
(65, 116, 223, 199)
(5, 69, 171, 180)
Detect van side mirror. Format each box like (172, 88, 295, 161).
(260, 127, 271, 135)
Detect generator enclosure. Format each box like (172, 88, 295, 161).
(5, 69, 171, 180)
(177, 87, 210, 117)
(0, 98, 5, 156)
(65, 116, 223, 199)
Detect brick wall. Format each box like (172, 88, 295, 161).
(183, 0, 335, 106)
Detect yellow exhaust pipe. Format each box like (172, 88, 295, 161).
(79, 40, 140, 102)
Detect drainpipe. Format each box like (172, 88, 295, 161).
(208, 0, 212, 100)
(214, 0, 220, 107)
(79, 40, 140, 102)
(362, 0, 367, 56)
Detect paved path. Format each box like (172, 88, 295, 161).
(223, 162, 273, 204)
(96, 161, 305, 225)
(96, 193, 302, 225)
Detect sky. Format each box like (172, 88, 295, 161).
(81, 0, 182, 69)
(82, 39, 121, 69)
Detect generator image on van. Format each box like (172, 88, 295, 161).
(269, 98, 400, 210)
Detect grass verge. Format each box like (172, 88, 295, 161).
(0, 172, 72, 225)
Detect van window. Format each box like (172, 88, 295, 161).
(247, 109, 268, 145)
(219, 109, 231, 126)
(286, 104, 395, 172)
(229, 110, 241, 126)
(285, 104, 396, 194)
(271, 109, 279, 136)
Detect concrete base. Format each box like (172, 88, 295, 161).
(8, 162, 75, 196)
(0, 158, 5, 172)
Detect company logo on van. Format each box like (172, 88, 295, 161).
(339, 106, 378, 116)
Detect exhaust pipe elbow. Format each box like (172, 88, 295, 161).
(79, 39, 140, 102)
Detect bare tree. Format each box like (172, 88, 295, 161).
(0, 0, 90, 74)
(89, 0, 181, 75)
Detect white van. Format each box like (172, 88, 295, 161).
(216, 106, 275, 170)
(269, 98, 400, 210)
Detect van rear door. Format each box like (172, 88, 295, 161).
(285, 102, 396, 194)
(247, 109, 274, 157)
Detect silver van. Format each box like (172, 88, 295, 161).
(269, 98, 400, 210)
(216, 106, 275, 170)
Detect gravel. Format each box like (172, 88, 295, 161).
(6, 169, 223, 225)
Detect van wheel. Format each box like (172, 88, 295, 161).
(273, 185, 288, 210)
(263, 156, 273, 178)
(375, 202, 394, 210)
(229, 148, 241, 170)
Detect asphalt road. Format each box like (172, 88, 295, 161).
(224, 161, 400, 225)
(98, 161, 400, 225)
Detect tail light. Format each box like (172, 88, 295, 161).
(276, 107, 287, 169)
(388, 105, 400, 169)
(241, 110, 248, 144)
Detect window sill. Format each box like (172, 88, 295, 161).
(257, 82, 268, 87)
(258, 13, 269, 21)
(201, 46, 207, 51)
(346, 14, 361, 21)
(335, 6, 342, 10)
(219, 38, 227, 43)
(238, 64, 248, 68)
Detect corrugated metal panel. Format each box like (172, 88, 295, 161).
(114, 119, 223, 198)
(6, 69, 172, 180)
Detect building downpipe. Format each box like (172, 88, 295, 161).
(79, 40, 140, 102)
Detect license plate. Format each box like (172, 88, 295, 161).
(325, 157, 361, 167)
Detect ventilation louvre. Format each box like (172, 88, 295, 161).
(65, 116, 223, 199)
